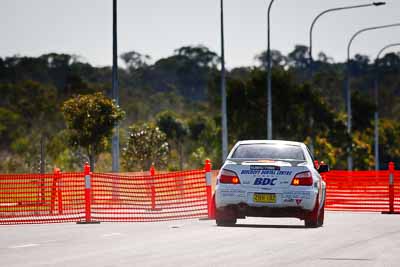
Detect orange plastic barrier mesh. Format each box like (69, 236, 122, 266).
(0, 169, 208, 224)
(2, 165, 399, 224)
(0, 172, 85, 224)
(90, 170, 208, 222)
(396, 171, 400, 211)
(324, 170, 400, 212)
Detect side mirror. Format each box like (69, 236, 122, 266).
(313, 160, 319, 170)
(318, 163, 329, 173)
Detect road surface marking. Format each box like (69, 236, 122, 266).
(9, 243, 39, 249)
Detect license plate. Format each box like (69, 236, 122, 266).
(253, 193, 276, 203)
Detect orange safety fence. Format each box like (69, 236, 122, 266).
(396, 171, 400, 212)
(1, 161, 399, 224)
(324, 164, 399, 213)
(0, 163, 211, 224)
(90, 169, 208, 222)
(0, 171, 85, 224)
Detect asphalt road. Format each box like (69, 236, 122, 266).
(1, 212, 400, 267)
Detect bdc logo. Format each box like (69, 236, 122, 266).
(254, 178, 277, 186)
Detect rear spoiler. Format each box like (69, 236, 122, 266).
(226, 158, 307, 167)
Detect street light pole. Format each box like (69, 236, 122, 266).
(220, 0, 228, 161)
(266, 0, 275, 140)
(307, 2, 385, 155)
(346, 22, 400, 170)
(309, 2, 386, 78)
(374, 43, 400, 170)
(112, 0, 119, 173)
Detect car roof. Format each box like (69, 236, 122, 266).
(234, 140, 304, 147)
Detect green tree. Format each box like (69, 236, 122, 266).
(0, 108, 22, 149)
(146, 45, 219, 100)
(5, 80, 57, 128)
(175, 45, 219, 68)
(287, 45, 309, 69)
(156, 111, 188, 170)
(308, 136, 341, 167)
(187, 113, 219, 167)
(46, 130, 84, 171)
(379, 119, 400, 169)
(61, 92, 124, 170)
(122, 123, 169, 171)
(352, 130, 374, 170)
(0, 81, 59, 172)
(351, 90, 375, 131)
(208, 67, 349, 168)
(2, 46, 400, 172)
(120, 51, 151, 71)
(255, 49, 288, 69)
(189, 146, 207, 169)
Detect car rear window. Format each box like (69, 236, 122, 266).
(231, 144, 305, 160)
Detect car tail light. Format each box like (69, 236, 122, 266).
(219, 169, 241, 184)
(291, 171, 313, 186)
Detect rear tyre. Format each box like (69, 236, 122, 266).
(317, 203, 325, 227)
(215, 208, 237, 227)
(305, 196, 321, 228)
(216, 218, 237, 226)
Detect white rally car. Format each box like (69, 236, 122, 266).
(215, 140, 328, 227)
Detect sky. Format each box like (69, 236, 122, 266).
(1, 0, 400, 68)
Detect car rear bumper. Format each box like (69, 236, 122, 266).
(215, 187, 318, 211)
(216, 204, 312, 220)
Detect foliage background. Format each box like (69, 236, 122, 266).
(0, 45, 399, 172)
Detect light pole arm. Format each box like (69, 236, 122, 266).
(348, 23, 400, 63)
(373, 43, 400, 171)
(376, 43, 400, 60)
(373, 42, 400, 109)
(309, 3, 382, 62)
(345, 22, 399, 170)
(267, 0, 275, 63)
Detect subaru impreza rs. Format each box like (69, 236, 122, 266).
(214, 140, 328, 227)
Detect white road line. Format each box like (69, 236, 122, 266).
(102, 233, 121, 237)
(9, 243, 39, 249)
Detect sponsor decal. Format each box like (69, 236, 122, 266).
(221, 189, 245, 193)
(221, 189, 245, 198)
(282, 191, 312, 200)
(261, 170, 292, 175)
(254, 178, 277, 186)
(241, 170, 261, 175)
(241, 169, 293, 176)
(250, 165, 280, 170)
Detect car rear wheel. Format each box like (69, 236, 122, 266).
(317, 203, 325, 227)
(215, 207, 237, 226)
(216, 218, 237, 226)
(305, 196, 323, 228)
